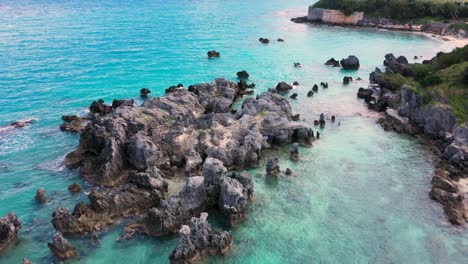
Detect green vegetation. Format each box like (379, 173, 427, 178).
(314, 0, 468, 21)
(379, 46, 468, 122)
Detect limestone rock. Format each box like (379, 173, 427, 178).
(0, 212, 22, 253)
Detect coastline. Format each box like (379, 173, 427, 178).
(291, 17, 468, 50)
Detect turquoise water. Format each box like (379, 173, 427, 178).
(0, 0, 466, 263)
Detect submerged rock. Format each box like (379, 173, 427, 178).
(169, 213, 232, 264)
(48, 232, 77, 260)
(35, 189, 47, 204)
(259, 38, 270, 44)
(68, 183, 81, 194)
(0, 212, 22, 253)
(343, 76, 353, 85)
(60, 115, 89, 133)
(266, 157, 281, 176)
(290, 143, 299, 161)
(285, 168, 293, 176)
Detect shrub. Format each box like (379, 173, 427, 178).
(464, 66, 468, 85)
(420, 73, 442, 87)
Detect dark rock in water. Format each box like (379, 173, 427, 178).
(290, 16, 307, 23)
(207, 50, 220, 58)
(292, 81, 300, 86)
(9, 120, 33, 128)
(169, 213, 232, 264)
(60, 115, 88, 133)
(340, 55, 360, 70)
(89, 99, 112, 115)
(316, 131, 320, 139)
(91, 232, 100, 247)
(320, 82, 328, 88)
(275, 82, 293, 93)
(48, 232, 77, 260)
(357, 88, 373, 100)
(259, 38, 270, 44)
(429, 187, 465, 225)
(414, 56, 418, 60)
(356, 77, 362, 81)
(383, 54, 412, 77)
(290, 93, 298, 100)
(312, 84, 319, 92)
(290, 143, 299, 161)
(331, 116, 336, 123)
(177, 83, 184, 88)
(319, 120, 325, 129)
(325, 58, 340, 67)
(112, 99, 134, 109)
(291, 114, 300, 121)
(165, 86, 179, 94)
(314, 120, 319, 126)
(285, 168, 293, 176)
(277, 38, 284, 42)
(266, 157, 281, 176)
(68, 183, 81, 194)
(140, 88, 151, 98)
(219, 172, 254, 225)
(294, 62, 301, 68)
(35, 189, 47, 204)
(307, 91, 314, 97)
(236, 70, 249, 79)
(320, 113, 325, 121)
(22, 258, 33, 264)
(343, 76, 353, 85)
(0, 212, 22, 253)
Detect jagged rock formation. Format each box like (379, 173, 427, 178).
(169, 213, 232, 264)
(57, 78, 314, 244)
(48, 232, 77, 260)
(340, 55, 360, 70)
(0, 212, 22, 252)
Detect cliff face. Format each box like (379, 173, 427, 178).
(307, 7, 364, 25)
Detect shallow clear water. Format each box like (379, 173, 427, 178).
(0, 0, 466, 263)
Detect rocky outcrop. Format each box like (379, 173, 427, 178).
(207, 50, 220, 58)
(60, 77, 314, 247)
(266, 157, 281, 176)
(0, 212, 22, 253)
(325, 58, 340, 67)
(237, 70, 249, 79)
(60, 115, 89, 133)
(169, 213, 232, 264)
(275, 82, 293, 94)
(219, 172, 253, 225)
(35, 189, 47, 204)
(340, 56, 360, 70)
(290, 143, 299, 161)
(68, 183, 81, 193)
(140, 88, 151, 98)
(444, 126, 468, 167)
(48, 232, 77, 260)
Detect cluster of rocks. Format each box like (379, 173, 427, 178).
(358, 53, 468, 225)
(0, 212, 22, 253)
(325, 56, 360, 70)
(54, 77, 315, 261)
(258, 38, 285, 44)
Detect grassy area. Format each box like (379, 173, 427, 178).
(380, 46, 468, 122)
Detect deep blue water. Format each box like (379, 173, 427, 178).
(1, 0, 466, 263)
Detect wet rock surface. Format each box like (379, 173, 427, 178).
(48, 232, 77, 260)
(340, 55, 360, 70)
(169, 213, 232, 264)
(0, 212, 22, 253)
(56, 77, 315, 260)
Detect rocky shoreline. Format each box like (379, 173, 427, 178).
(47, 77, 316, 261)
(357, 53, 468, 225)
